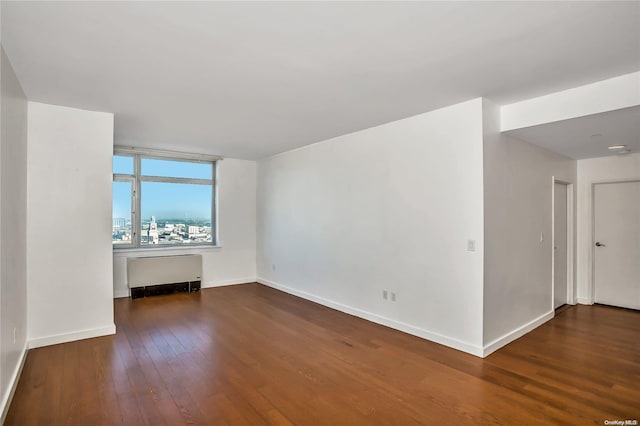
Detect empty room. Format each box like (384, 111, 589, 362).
(1, 1, 639, 424)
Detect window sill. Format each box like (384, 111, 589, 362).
(113, 245, 222, 257)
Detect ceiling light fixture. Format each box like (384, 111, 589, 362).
(608, 145, 627, 150)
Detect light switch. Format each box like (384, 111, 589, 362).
(467, 240, 476, 251)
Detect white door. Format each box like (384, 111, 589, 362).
(554, 182, 568, 309)
(594, 181, 640, 310)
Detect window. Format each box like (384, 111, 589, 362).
(112, 148, 218, 248)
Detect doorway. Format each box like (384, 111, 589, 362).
(554, 181, 569, 309)
(593, 180, 640, 310)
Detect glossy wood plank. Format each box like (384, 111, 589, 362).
(6, 284, 639, 425)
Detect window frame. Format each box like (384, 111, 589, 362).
(112, 176, 136, 246)
(112, 147, 220, 249)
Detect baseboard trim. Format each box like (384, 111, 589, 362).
(257, 277, 483, 357)
(202, 277, 257, 288)
(28, 324, 117, 349)
(577, 297, 593, 305)
(482, 310, 554, 357)
(0, 343, 28, 424)
(114, 289, 129, 298)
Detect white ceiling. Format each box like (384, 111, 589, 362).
(507, 106, 640, 160)
(2, 2, 639, 160)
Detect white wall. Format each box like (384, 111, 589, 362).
(257, 99, 485, 354)
(112, 158, 257, 297)
(482, 100, 577, 354)
(576, 153, 640, 303)
(27, 102, 115, 348)
(0, 47, 28, 421)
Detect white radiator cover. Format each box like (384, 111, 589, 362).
(127, 254, 202, 288)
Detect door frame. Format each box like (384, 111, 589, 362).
(552, 177, 575, 310)
(590, 178, 640, 304)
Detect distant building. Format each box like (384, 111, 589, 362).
(113, 218, 126, 229)
(149, 216, 159, 244)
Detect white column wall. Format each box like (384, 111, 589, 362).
(483, 100, 577, 355)
(26, 102, 115, 348)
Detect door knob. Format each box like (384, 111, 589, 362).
(595, 242, 606, 247)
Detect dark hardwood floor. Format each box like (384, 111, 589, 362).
(6, 283, 639, 425)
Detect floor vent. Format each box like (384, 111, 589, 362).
(130, 281, 201, 299)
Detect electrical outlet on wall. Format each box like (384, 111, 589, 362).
(383, 290, 388, 300)
(271, 264, 276, 271)
(391, 292, 397, 302)
(467, 240, 476, 251)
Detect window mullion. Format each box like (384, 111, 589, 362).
(212, 161, 218, 246)
(139, 176, 212, 185)
(134, 154, 142, 248)
(112, 175, 135, 247)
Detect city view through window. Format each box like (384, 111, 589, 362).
(112, 153, 215, 247)
(112, 216, 213, 245)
